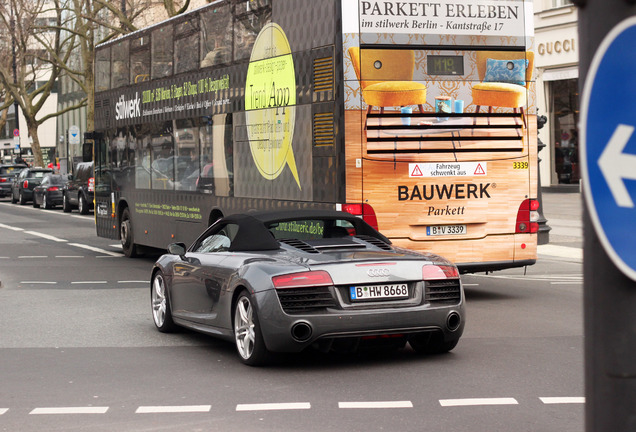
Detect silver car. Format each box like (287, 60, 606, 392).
(151, 210, 465, 365)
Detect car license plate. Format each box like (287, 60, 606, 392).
(350, 284, 408, 301)
(426, 224, 467, 236)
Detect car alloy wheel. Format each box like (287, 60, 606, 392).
(151, 271, 175, 332)
(19, 191, 26, 205)
(62, 193, 71, 212)
(43, 195, 49, 209)
(79, 194, 89, 215)
(234, 292, 269, 366)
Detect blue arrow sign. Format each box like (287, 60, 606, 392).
(581, 16, 636, 281)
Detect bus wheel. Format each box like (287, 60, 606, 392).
(120, 208, 139, 258)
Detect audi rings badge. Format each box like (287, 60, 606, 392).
(367, 268, 390, 277)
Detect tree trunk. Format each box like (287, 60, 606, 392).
(26, 119, 44, 167)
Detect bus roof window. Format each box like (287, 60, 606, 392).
(200, 5, 232, 68)
(95, 47, 110, 92)
(111, 41, 129, 89)
(151, 26, 173, 79)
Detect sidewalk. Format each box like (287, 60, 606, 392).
(538, 187, 583, 261)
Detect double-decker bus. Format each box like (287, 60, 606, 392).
(92, 0, 539, 273)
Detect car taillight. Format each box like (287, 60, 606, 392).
(0, 178, 7, 183)
(47, 186, 59, 192)
(272, 270, 333, 289)
(422, 265, 459, 280)
(516, 199, 540, 233)
(23, 180, 28, 188)
(88, 177, 95, 192)
(339, 203, 379, 230)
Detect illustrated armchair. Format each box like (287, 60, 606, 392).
(471, 51, 534, 127)
(348, 47, 427, 126)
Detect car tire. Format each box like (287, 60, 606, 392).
(151, 271, 176, 333)
(409, 332, 458, 355)
(11, 191, 17, 204)
(234, 291, 270, 366)
(19, 191, 26, 205)
(120, 207, 140, 258)
(78, 194, 89, 215)
(33, 196, 40, 208)
(62, 193, 72, 212)
(43, 195, 52, 209)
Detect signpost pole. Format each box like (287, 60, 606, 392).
(573, 0, 636, 430)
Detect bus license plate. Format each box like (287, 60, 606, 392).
(426, 224, 466, 236)
(350, 284, 408, 301)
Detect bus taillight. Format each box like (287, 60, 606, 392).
(516, 199, 540, 233)
(340, 203, 379, 230)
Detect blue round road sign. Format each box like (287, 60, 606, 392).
(581, 17, 636, 281)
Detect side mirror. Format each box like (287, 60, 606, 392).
(167, 242, 187, 259)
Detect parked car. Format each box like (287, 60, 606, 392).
(0, 163, 28, 198)
(151, 210, 465, 365)
(62, 161, 94, 214)
(11, 167, 53, 205)
(32, 174, 67, 209)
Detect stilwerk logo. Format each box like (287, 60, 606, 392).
(115, 92, 141, 121)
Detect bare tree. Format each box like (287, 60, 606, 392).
(0, 0, 78, 167)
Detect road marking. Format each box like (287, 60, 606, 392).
(24, 231, 68, 243)
(339, 401, 413, 409)
(236, 402, 311, 411)
(71, 281, 108, 284)
(0, 223, 24, 231)
(538, 244, 582, 260)
(55, 256, 84, 258)
(439, 398, 518, 407)
(68, 243, 121, 257)
(550, 281, 583, 285)
(136, 405, 211, 414)
(462, 283, 479, 287)
(30, 407, 109, 415)
(0, 408, 8, 415)
(20, 281, 57, 285)
(18, 256, 48, 259)
(118, 281, 149, 284)
(540, 397, 585, 404)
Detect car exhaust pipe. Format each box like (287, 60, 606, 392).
(291, 322, 313, 342)
(446, 312, 461, 332)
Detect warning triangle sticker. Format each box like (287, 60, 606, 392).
(474, 163, 485, 175)
(411, 165, 423, 177)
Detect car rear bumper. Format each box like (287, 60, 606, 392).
(255, 289, 465, 353)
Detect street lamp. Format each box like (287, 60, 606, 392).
(10, 0, 21, 162)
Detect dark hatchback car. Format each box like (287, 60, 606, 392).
(0, 164, 28, 198)
(63, 161, 94, 214)
(33, 174, 67, 209)
(11, 167, 53, 205)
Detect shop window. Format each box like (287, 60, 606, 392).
(551, 78, 579, 184)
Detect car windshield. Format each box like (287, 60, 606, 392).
(268, 218, 356, 241)
(0, 167, 22, 175)
(32, 171, 50, 178)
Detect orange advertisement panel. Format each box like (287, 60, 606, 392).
(343, 0, 538, 272)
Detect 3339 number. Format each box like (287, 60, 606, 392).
(513, 162, 528, 169)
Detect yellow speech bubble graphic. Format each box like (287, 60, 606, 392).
(244, 23, 301, 190)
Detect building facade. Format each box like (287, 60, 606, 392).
(534, 0, 580, 188)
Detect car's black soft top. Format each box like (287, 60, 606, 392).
(204, 210, 390, 252)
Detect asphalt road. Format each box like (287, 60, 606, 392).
(0, 198, 584, 432)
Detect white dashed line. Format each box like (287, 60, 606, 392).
(339, 401, 413, 409)
(55, 256, 84, 258)
(118, 280, 149, 284)
(30, 407, 109, 415)
(439, 398, 519, 407)
(540, 397, 585, 404)
(236, 402, 311, 411)
(0, 223, 24, 231)
(23, 231, 68, 242)
(0, 408, 8, 415)
(70, 281, 108, 284)
(136, 405, 211, 414)
(68, 243, 121, 257)
(20, 281, 57, 285)
(18, 256, 48, 259)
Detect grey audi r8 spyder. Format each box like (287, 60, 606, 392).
(151, 210, 465, 365)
